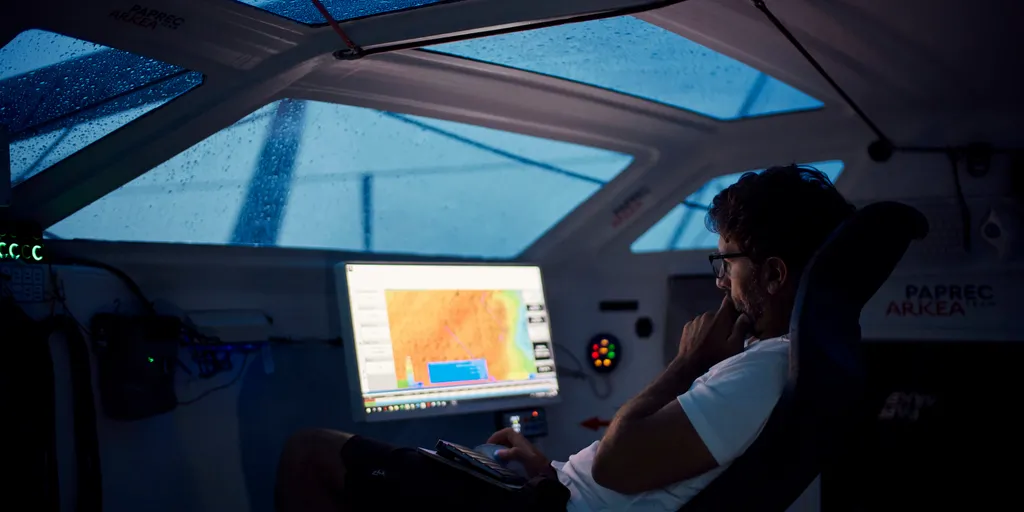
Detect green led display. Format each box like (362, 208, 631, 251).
(0, 234, 44, 262)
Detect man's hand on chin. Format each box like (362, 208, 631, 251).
(677, 296, 752, 370)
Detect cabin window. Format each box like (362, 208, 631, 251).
(630, 160, 844, 253)
(234, 0, 447, 24)
(0, 29, 204, 186)
(429, 16, 823, 120)
(49, 99, 634, 258)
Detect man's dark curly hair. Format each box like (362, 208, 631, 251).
(706, 164, 855, 276)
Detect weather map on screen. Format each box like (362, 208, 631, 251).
(343, 263, 559, 418)
(387, 289, 536, 388)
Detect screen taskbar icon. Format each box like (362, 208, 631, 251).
(366, 401, 450, 414)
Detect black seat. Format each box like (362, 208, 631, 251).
(678, 201, 929, 512)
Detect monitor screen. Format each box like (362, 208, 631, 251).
(337, 262, 560, 422)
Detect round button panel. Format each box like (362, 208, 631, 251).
(588, 333, 620, 373)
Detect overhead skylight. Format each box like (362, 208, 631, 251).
(235, 0, 447, 25)
(0, 30, 203, 186)
(631, 161, 845, 253)
(50, 99, 634, 258)
(428, 16, 822, 120)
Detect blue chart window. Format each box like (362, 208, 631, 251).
(631, 161, 845, 253)
(428, 359, 490, 385)
(234, 0, 449, 24)
(50, 99, 634, 259)
(429, 16, 822, 120)
(0, 30, 203, 185)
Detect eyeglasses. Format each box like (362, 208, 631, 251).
(708, 252, 748, 278)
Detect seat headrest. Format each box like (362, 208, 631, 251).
(789, 201, 929, 381)
(793, 201, 928, 325)
(807, 201, 926, 301)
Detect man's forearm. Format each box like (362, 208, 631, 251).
(594, 353, 709, 477)
(614, 353, 708, 423)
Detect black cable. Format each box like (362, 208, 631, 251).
(553, 343, 586, 378)
(752, 0, 1024, 163)
(49, 258, 226, 346)
(751, 0, 891, 146)
(47, 264, 92, 337)
(177, 352, 252, 405)
(46, 259, 285, 382)
(899, 145, 1024, 156)
(51, 257, 156, 315)
(44, 261, 242, 397)
(553, 344, 613, 400)
(587, 373, 613, 401)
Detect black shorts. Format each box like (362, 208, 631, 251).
(340, 435, 518, 511)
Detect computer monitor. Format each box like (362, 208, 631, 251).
(336, 262, 560, 422)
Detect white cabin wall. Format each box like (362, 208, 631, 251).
(33, 244, 514, 512)
(841, 148, 1018, 205)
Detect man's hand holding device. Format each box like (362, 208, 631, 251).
(486, 427, 557, 479)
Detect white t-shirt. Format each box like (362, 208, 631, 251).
(552, 335, 790, 511)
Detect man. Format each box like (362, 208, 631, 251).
(275, 164, 854, 511)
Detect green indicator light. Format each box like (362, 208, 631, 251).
(608, 352, 615, 359)
(147, 357, 155, 363)
(609, 344, 615, 350)
(0, 242, 45, 262)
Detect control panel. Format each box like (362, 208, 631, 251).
(588, 333, 620, 373)
(496, 407, 548, 438)
(0, 263, 45, 302)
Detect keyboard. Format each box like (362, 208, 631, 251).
(435, 440, 527, 486)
